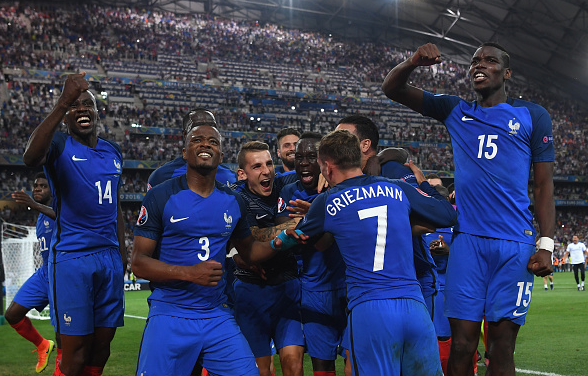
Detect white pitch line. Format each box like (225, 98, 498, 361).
(124, 314, 147, 320)
(478, 363, 569, 376)
(515, 369, 568, 376)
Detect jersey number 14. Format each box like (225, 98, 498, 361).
(95, 180, 113, 204)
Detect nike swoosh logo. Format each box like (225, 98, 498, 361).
(461, 116, 474, 121)
(256, 214, 268, 220)
(170, 216, 189, 223)
(72, 155, 87, 161)
(512, 310, 526, 317)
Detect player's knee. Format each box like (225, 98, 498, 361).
(279, 352, 304, 374)
(4, 303, 26, 325)
(449, 336, 478, 358)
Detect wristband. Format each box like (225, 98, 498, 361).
(539, 237, 554, 253)
(270, 229, 303, 250)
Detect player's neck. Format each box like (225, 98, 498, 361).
(361, 150, 377, 170)
(71, 133, 98, 148)
(186, 168, 216, 197)
(330, 167, 363, 186)
(475, 87, 508, 107)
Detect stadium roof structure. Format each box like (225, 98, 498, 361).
(91, 0, 588, 99)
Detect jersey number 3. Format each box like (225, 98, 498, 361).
(358, 205, 387, 272)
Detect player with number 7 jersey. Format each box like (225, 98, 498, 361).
(289, 129, 457, 375)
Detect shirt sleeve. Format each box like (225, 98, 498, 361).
(396, 179, 457, 229)
(276, 183, 295, 218)
(133, 187, 164, 241)
(422, 91, 462, 124)
(528, 104, 555, 163)
(296, 192, 326, 238)
(231, 193, 253, 240)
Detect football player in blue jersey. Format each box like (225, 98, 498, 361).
(132, 123, 281, 376)
(277, 129, 456, 375)
(146, 108, 236, 376)
(232, 141, 304, 376)
(274, 128, 300, 176)
(23, 72, 127, 376)
(276, 132, 347, 376)
(382, 42, 555, 376)
(6, 172, 58, 374)
(421, 176, 456, 375)
(337, 116, 440, 321)
(147, 108, 237, 190)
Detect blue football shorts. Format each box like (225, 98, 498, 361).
(49, 247, 124, 335)
(136, 313, 258, 376)
(417, 268, 438, 318)
(301, 288, 347, 360)
(233, 278, 305, 357)
(433, 289, 451, 338)
(13, 266, 50, 313)
(347, 299, 442, 376)
(445, 233, 536, 325)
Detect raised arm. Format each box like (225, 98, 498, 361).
(23, 72, 88, 167)
(381, 43, 442, 114)
(527, 161, 555, 276)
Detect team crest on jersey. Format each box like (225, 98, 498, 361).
(137, 206, 148, 226)
(508, 119, 520, 135)
(277, 197, 287, 213)
(114, 159, 122, 173)
(224, 211, 233, 228)
(44, 220, 50, 227)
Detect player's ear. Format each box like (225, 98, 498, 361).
(360, 139, 371, 154)
(503, 68, 512, 81)
(219, 151, 224, 163)
(182, 148, 186, 159)
(237, 168, 247, 181)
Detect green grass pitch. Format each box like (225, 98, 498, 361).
(1, 275, 586, 375)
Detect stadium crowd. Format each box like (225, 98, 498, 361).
(1, 2, 587, 252)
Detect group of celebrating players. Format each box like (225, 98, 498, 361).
(7, 41, 555, 376)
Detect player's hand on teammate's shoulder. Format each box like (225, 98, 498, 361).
(59, 71, 89, 106)
(405, 160, 426, 184)
(411, 43, 442, 67)
(187, 260, 224, 286)
(286, 199, 311, 218)
(527, 249, 553, 277)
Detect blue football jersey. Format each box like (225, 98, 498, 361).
(43, 131, 122, 259)
(134, 175, 251, 319)
(380, 161, 436, 274)
(233, 174, 299, 285)
(36, 212, 54, 267)
(148, 156, 237, 190)
(423, 92, 554, 244)
(297, 175, 456, 310)
(278, 181, 346, 291)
